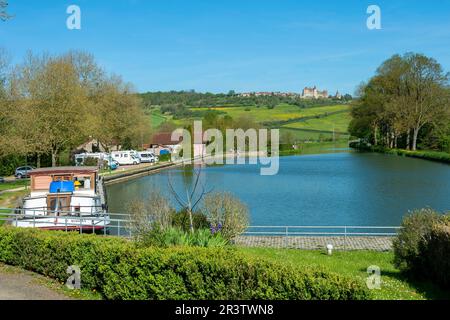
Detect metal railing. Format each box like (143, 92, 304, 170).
(243, 225, 401, 237)
(1, 208, 401, 244)
(243, 225, 401, 250)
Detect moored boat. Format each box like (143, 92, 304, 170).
(14, 166, 110, 232)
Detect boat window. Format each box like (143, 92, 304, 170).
(47, 195, 71, 216)
(53, 175, 72, 182)
(74, 176, 93, 190)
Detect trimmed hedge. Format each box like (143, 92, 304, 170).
(0, 227, 369, 300)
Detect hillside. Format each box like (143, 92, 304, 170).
(146, 103, 352, 143)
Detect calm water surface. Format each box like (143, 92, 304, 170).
(107, 152, 450, 226)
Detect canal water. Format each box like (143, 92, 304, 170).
(106, 152, 450, 226)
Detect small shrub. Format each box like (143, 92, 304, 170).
(393, 208, 442, 273)
(420, 220, 450, 288)
(171, 209, 209, 232)
(142, 227, 228, 248)
(126, 190, 174, 245)
(83, 157, 99, 167)
(159, 154, 171, 162)
(202, 192, 249, 241)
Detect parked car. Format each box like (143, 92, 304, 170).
(15, 166, 35, 179)
(138, 151, 158, 163)
(0, 177, 5, 183)
(104, 157, 118, 170)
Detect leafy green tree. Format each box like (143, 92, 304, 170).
(351, 53, 450, 151)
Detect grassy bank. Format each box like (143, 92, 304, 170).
(279, 141, 350, 156)
(350, 143, 450, 164)
(240, 248, 450, 300)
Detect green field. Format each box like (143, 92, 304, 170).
(154, 103, 353, 142)
(283, 111, 351, 133)
(148, 111, 168, 128)
(240, 248, 450, 300)
(192, 104, 350, 123)
(281, 128, 350, 142)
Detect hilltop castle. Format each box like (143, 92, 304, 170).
(301, 86, 328, 99)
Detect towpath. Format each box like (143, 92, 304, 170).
(0, 264, 72, 300)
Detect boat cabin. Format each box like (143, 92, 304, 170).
(23, 167, 103, 216)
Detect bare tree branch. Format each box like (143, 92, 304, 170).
(167, 164, 211, 233)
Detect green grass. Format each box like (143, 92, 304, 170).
(281, 128, 350, 142)
(0, 190, 27, 209)
(149, 111, 168, 128)
(0, 180, 29, 192)
(0, 190, 28, 226)
(239, 248, 450, 300)
(283, 111, 351, 133)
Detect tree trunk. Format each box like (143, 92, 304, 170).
(394, 135, 398, 149)
(51, 151, 57, 167)
(37, 154, 41, 168)
(373, 126, 378, 146)
(406, 130, 410, 150)
(188, 209, 194, 233)
(412, 128, 419, 151)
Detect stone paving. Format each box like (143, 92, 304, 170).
(234, 236, 393, 251)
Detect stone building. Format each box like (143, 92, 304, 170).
(301, 86, 328, 99)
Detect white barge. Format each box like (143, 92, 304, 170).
(14, 166, 110, 232)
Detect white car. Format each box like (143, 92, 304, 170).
(138, 151, 158, 163)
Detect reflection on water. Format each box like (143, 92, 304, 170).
(107, 152, 450, 226)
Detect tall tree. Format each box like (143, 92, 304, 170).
(351, 53, 450, 151)
(22, 56, 89, 166)
(89, 75, 150, 151)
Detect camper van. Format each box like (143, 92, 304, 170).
(75, 153, 118, 170)
(137, 151, 158, 163)
(111, 151, 141, 165)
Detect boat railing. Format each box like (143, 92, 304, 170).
(0, 208, 134, 237)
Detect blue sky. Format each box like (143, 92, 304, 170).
(1, 0, 450, 94)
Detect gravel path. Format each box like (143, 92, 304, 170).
(235, 236, 394, 251)
(0, 264, 71, 300)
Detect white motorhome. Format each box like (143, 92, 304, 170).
(111, 151, 141, 165)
